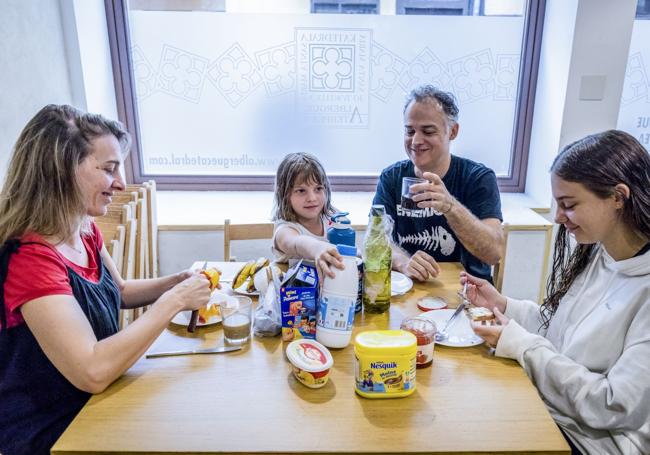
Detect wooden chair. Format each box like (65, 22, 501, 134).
(493, 223, 509, 293)
(223, 219, 274, 262)
(126, 181, 158, 279)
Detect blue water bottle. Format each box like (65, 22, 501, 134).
(327, 212, 363, 313)
(327, 212, 355, 247)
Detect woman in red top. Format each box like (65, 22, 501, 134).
(0, 105, 212, 455)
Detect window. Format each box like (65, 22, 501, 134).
(617, 0, 650, 149)
(312, 1, 379, 14)
(397, 0, 473, 16)
(105, 0, 544, 191)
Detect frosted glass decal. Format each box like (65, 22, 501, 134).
(129, 12, 524, 176)
(618, 20, 650, 150)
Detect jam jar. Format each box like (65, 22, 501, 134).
(400, 317, 436, 368)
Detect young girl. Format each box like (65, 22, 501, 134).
(272, 152, 344, 278)
(462, 130, 650, 455)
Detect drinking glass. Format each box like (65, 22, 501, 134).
(219, 295, 253, 345)
(401, 177, 428, 210)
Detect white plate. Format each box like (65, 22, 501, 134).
(417, 308, 484, 347)
(221, 282, 259, 296)
(232, 287, 259, 296)
(171, 310, 221, 327)
(169, 290, 236, 327)
(391, 271, 413, 296)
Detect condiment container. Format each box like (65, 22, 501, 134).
(401, 317, 436, 369)
(354, 330, 416, 398)
(417, 296, 448, 311)
(286, 339, 334, 389)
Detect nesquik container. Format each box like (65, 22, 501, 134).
(354, 330, 417, 398)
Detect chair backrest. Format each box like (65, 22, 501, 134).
(223, 219, 274, 261)
(493, 223, 509, 292)
(126, 181, 158, 278)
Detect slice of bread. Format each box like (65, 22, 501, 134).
(466, 306, 495, 322)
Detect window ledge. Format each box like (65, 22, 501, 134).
(156, 191, 551, 230)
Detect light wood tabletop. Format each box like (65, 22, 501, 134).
(52, 262, 569, 454)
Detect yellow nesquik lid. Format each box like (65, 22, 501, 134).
(354, 330, 416, 355)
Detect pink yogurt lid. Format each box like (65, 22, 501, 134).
(286, 339, 333, 373)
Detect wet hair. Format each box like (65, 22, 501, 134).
(272, 152, 334, 222)
(403, 84, 459, 126)
(0, 104, 130, 244)
(541, 130, 650, 328)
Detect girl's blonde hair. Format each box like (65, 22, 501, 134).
(0, 104, 131, 244)
(272, 152, 333, 222)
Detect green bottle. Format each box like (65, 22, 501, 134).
(362, 205, 392, 313)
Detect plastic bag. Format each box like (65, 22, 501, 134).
(253, 266, 283, 337)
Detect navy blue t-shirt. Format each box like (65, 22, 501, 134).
(373, 156, 502, 281)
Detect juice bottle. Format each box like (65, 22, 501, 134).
(362, 205, 391, 313)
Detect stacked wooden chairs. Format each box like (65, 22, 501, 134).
(96, 180, 158, 328)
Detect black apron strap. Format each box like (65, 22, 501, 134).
(1, 240, 42, 333)
(0, 239, 22, 332)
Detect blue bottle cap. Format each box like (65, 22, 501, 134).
(336, 244, 357, 257)
(332, 212, 350, 223)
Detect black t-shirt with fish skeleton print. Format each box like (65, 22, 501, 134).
(373, 155, 502, 281)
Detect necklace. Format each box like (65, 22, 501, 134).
(63, 239, 84, 255)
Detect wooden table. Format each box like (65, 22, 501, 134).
(52, 262, 569, 454)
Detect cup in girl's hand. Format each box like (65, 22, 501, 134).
(401, 177, 428, 210)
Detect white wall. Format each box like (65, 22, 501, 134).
(525, 0, 637, 206)
(0, 0, 78, 182)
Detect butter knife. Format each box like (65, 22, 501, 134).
(146, 346, 241, 358)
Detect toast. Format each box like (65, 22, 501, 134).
(466, 306, 495, 322)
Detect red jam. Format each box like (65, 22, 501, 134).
(400, 317, 436, 368)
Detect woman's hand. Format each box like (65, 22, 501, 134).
(460, 271, 507, 314)
(470, 307, 509, 348)
(400, 250, 440, 281)
(163, 273, 211, 312)
(315, 244, 344, 279)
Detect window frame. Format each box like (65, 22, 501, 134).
(104, 0, 545, 192)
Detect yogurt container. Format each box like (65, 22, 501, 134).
(354, 330, 417, 398)
(286, 339, 334, 388)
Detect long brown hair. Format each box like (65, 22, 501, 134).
(272, 152, 334, 222)
(0, 104, 130, 244)
(541, 130, 650, 328)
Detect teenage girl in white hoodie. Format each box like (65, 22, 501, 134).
(462, 130, 650, 455)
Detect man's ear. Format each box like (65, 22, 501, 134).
(449, 122, 459, 141)
(614, 183, 630, 208)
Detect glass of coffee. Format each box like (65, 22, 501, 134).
(401, 177, 428, 210)
(219, 296, 253, 345)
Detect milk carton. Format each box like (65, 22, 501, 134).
(280, 261, 319, 341)
(316, 244, 358, 348)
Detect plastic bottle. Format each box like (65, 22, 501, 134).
(316, 244, 358, 348)
(362, 205, 392, 314)
(327, 212, 355, 247)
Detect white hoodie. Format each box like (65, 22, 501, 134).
(496, 245, 650, 455)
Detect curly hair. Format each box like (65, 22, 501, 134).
(0, 104, 130, 244)
(541, 130, 650, 328)
(404, 84, 459, 126)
